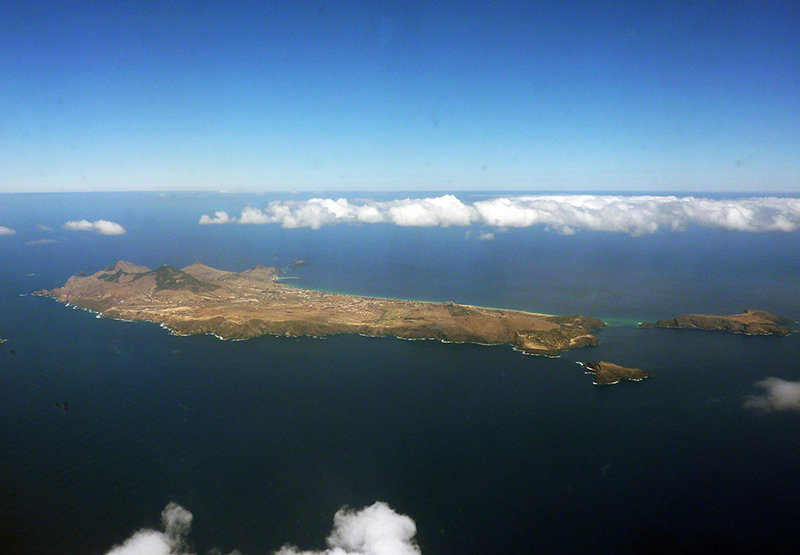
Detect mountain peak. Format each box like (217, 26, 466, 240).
(105, 261, 151, 274)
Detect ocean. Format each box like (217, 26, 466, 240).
(1, 192, 799, 554)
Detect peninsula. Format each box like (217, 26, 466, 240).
(35, 261, 605, 357)
(639, 310, 791, 336)
(579, 361, 651, 385)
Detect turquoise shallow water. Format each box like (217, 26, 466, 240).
(1, 192, 799, 554)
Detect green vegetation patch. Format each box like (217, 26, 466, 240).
(444, 302, 479, 318)
(98, 270, 125, 282)
(152, 265, 219, 293)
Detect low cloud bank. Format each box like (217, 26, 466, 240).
(103, 502, 419, 555)
(64, 219, 126, 235)
(199, 195, 800, 235)
(744, 378, 800, 412)
(0, 226, 16, 236)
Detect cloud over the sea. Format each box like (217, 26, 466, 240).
(744, 378, 800, 412)
(64, 219, 126, 235)
(103, 503, 193, 555)
(103, 502, 419, 555)
(199, 195, 800, 235)
(199, 211, 235, 225)
(276, 502, 420, 555)
(0, 225, 16, 236)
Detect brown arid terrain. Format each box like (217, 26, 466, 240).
(579, 361, 652, 385)
(35, 261, 605, 357)
(639, 309, 792, 336)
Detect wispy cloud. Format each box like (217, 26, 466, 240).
(36, 224, 54, 232)
(64, 219, 126, 235)
(0, 226, 16, 236)
(200, 195, 800, 235)
(744, 378, 800, 412)
(103, 502, 419, 555)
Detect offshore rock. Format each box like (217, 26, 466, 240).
(580, 361, 651, 385)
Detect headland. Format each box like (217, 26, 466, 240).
(639, 310, 791, 336)
(35, 261, 605, 357)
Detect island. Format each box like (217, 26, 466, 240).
(579, 361, 651, 385)
(34, 261, 605, 357)
(639, 309, 791, 336)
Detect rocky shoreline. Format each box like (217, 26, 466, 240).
(36, 261, 605, 357)
(639, 309, 791, 336)
(579, 361, 652, 385)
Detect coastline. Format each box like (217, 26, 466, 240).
(36, 261, 606, 358)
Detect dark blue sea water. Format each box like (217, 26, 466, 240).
(1, 192, 799, 554)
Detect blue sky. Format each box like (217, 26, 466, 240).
(2, 1, 798, 193)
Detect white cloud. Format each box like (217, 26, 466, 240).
(94, 220, 127, 235)
(476, 232, 495, 241)
(105, 530, 174, 555)
(0, 226, 17, 236)
(64, 219, 95, 231)
(199, 211, 235, 224)
(238, 205, 274, 225)
(104, 503, 193, 555)
(472, 195, 800, 235)
(37, 224, 54, 231)
(200, 195, 476, 230)
(276, 502, 420, 555)
(103, 502, 418, 555)
(744, 378, 800, 412)
(64, 219, 126, 235)
(282, 198, 358, 229)
(199, 195, 800, 235)
(388, 195, 476, 227)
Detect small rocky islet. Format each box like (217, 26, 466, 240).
(579, 361, 652, 385)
